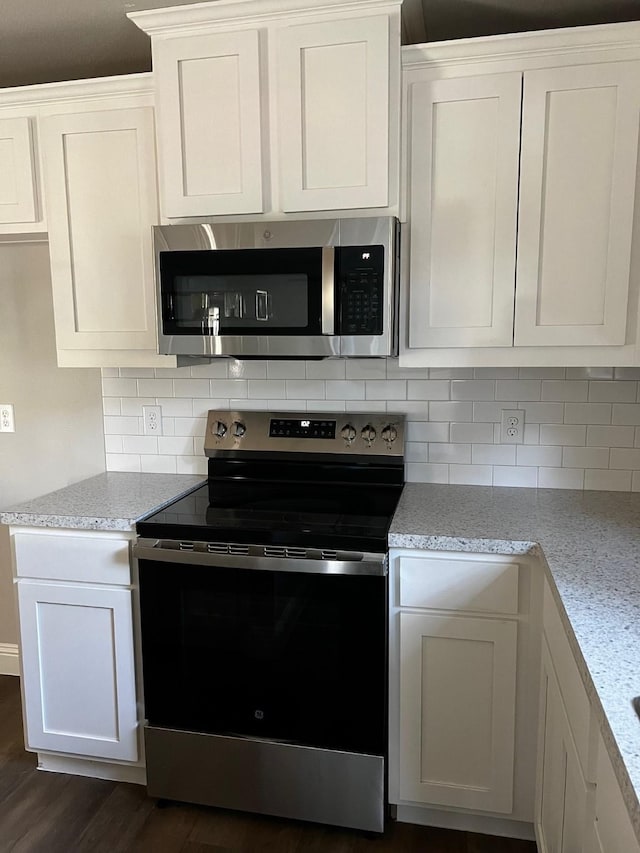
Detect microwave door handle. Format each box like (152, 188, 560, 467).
(321, 247, 335, 335)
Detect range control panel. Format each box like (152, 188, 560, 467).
(204, 410, 405, 457)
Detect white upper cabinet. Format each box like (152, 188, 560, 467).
(515, 62, 640, 348)
(0, 115, 44, 232)
(408, 73, 521, 348)
(154, 29, 264, 217)
(277, 15, 390, 212)
(40, 79, 174, 367)
(129, 0, 401, 220)
(402, 24, 640, 367)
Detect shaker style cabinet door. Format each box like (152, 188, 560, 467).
(0, 116, 39, 225)
(398, 611, 517, 813)
(154, 29, 263, 217)
(515, 62, 640, 347)
(17, 580, 138, 762)
(407, 73, 522, 348)
(277, 15, 390, 212)
(41, 106, 160, 352)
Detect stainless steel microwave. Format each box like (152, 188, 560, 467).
(153, 217, 399, 359)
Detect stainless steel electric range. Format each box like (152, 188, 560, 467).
(134, 410, 405, 833)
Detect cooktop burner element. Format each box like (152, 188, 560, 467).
(137, 409, 405, 554)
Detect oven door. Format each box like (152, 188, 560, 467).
(136, 550, 387, 757)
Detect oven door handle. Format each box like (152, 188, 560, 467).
(132, 539, 386, 577)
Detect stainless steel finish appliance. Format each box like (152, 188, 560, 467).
(153, 217, 399, 358)
(134, 410, 405, 833)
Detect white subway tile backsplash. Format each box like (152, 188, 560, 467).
(538, 467, 584, 489)
(493, 466, 538, 488)
(541, 381, 588, 402)
(137, 378, 174, 398)
(584, 469, 632, 491)
(451, 380, 495, 401)
(326, 381, 365, 400)
(366, 380, 406, 400)
(587, 425, 635, 447)
(612, 404, 640, 425)
(564, 403, 611, 425)
(406, 463, 449, 483)
(407, 380, 450, 400)
(516, 445, 562, 467)
(430, 401, 473, 422)
(429, 443, 471, 464)
(345, 359, 386, 379)
(472, 444, 516, 465)
(539, 424, 586, 446)
(450, 422, 494, 444)
(495, 380, 541, 401)
(562, 446, 610, 469)
(449, 464, 492, 486)
(101, 360, 640, 491)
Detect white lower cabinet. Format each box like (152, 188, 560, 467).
(11, 529, 139, 765)
(585, 733, 640, 853)
(389, 549, 539, 832)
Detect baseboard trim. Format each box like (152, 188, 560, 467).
(0, 643, 19, 676)
(395, 805, 535, 841)
(36, 753, 146, 785)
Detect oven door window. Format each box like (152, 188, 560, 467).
(139, 561, 386, 756)
(159, 247, 323, 336)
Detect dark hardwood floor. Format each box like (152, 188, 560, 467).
(0, 676, 537, 852)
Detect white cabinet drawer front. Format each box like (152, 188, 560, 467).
(407, 72, 521, 348)
(14, 532, 131, 585)
(17, 581, 138, 762)
(277, 15, 389, 211)
(155, 29, 263, 217)
(0, 116, 38, 224)
(542, 579, 595, 783)
(515, 61, 640, 347)
(399, 611, 517, 812)
(399, 554, 519, 614)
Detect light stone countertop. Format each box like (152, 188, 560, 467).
(0, 472, 206, 531)
(390, 482, 640, 840)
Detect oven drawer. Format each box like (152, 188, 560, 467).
(398, 552, 519, 614)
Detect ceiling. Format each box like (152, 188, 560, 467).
(1, 0, 639, 89)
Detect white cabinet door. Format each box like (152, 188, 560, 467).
(399, 611, 517, 813)
(537, 641, 589, 853)
(515, 62, 640, 347)
(0, 116, 39, 225)
(154, 29, 263, 217)
(584, 734, 640, 853)
(407, 73, 521, 348)
(42, 106, 160, 354)
(17, 580, 138, 761)
(277, 15, 390, 212)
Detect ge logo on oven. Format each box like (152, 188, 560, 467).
(254, 709, 265, 720)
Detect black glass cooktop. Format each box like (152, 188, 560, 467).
(137, 478, 403, 553)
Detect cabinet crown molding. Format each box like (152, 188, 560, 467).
(129, 0, 401, 35)
(0, 73, 153, 110)
(402, 20, 640, 69)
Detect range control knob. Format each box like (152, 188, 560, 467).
(381, 424, 398, 444)
(232, 421, 246, 438)
(361, 424, 377, 445)
(341, 424, 356, 444)
(212, 420, 227, 438)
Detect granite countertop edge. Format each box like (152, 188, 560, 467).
(390, 483, 640, 842)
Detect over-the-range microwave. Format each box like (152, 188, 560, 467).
(153, 217, 399, 359)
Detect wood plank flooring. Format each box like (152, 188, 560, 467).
(0, 676, 537, 852)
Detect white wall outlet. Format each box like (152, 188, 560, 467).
(0, 404, 15, 433)
(143, 405, 162, 436)
(501, 409, 524, 444)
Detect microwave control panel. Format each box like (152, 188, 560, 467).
(338, 245, 384, 335)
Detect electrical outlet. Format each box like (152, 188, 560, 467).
(143, 405, 162, 436)
(0, 403, 15, 433)
(501, 409, 524, 444)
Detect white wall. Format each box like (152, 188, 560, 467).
(101, 359, 640, 491)
(0, 241, 105, 645)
